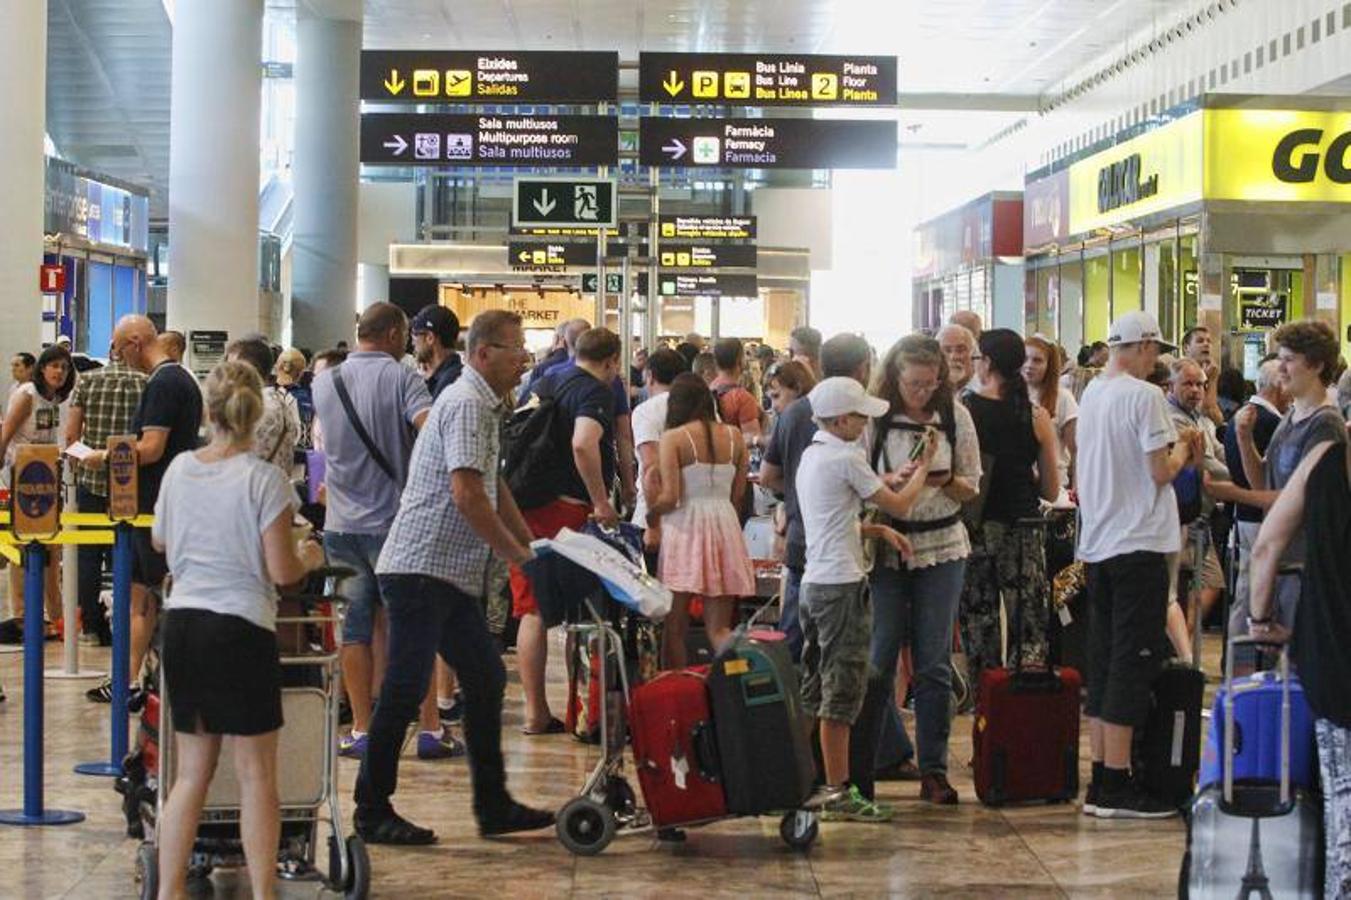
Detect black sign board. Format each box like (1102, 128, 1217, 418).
(639, 53, 896, 106)
(639, 118, 896, 170)
(648, 215, 757, 241)
(658, 244, 757, 269)
(582, 271, 649, 294)
(360, 113, 618, 167)
(508, 241, 595, 270)
(658, 273, 759, 297)
(1240, 296, 1288, 330)
(512, 177, 617, 228)
(511, 225, 602, 238)
(360, 50, 619, 103)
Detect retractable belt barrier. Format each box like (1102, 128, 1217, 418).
(0, 440, 146, 825)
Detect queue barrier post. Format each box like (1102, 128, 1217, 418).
(0, 543, 85, 826)
(46, 476, 104, 681)
(75, 522, 133, 778)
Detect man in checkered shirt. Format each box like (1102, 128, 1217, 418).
(353, 309, 555, 845)
(64, 350, 145, 645)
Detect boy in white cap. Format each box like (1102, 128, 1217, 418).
(796, 376, 933, 822)
(1076, 311, 1202, 819)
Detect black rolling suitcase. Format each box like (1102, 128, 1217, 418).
(1133, 661, 1204, 809)
(706, 629, 815, 814)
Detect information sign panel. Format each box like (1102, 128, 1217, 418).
(361, 114, 618, 167)
(640, 118, 896, 169)
(360, 50, 619, 103)
(639, 53, 897, 106)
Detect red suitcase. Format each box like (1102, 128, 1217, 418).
(628, 667, 727, 827)
(972, 664, 1081, 805)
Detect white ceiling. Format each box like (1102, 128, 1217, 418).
(361, 0, 1196, 96)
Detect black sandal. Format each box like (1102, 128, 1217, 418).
(521, 716, 566, 736)
(355, 811, 436, 845)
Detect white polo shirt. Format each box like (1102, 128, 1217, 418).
(796, 429, 884, 585)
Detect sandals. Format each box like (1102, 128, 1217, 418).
(521, 716, 565, 736)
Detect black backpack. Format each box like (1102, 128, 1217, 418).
(501, 375, 574, 510)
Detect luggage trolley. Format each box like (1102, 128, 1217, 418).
(529, 526, 818, 857)
(133, 567, 370, 899)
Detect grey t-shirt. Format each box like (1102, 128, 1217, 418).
(762, 396, 818, 570)
(1264, 403, 1346, 563)
(312, 351, 432, 535)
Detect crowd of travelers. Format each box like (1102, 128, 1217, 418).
(1, 300, 1349, 898)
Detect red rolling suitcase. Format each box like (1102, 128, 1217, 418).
(972, 556, 1081, 805)
(628, 667, 727, 827)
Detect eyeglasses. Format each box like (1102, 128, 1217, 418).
(901, 379, 939, 392)
(969, 353, 985, 361)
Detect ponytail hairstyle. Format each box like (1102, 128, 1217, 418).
(978, 328, 1032, 420)
(1024, 334, 1061, 419)
(204, 360, 264, 447)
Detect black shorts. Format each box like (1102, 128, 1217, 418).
(163, 608, 284, 736)
(131, 527, 169, 594)
(1084, 551, 1169, 727)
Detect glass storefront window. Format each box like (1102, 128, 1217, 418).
(1112, 243, 1142, 318)
(1084, 252, 1110, 344)
(1059, 256, 1083, 352)
(1180, 234, 1199, 332)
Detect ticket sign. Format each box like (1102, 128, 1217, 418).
(658, 244, 757, 269)
(106, 435, 139, 521)
(360, 51, 619, 103)
(639, 53, 897, 106)
(658, 273, 759, 297)
(507, 241, 596, 270)
(639, 117, 897, 170)
(360, 113, 618, 167)
(1239, 296, 1288, 331)
(9, 445, 61, 540)
(652, 216, 757, 241)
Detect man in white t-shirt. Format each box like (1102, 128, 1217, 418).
(1076, 311, 1200, 821)
(630, 348, 687, 536)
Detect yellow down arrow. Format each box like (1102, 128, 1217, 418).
(385, 69, 406, 95)
(663, 70, 685, 96)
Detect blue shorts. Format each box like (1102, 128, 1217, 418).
(323, 531, 387, 646)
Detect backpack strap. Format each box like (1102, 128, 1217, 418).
(331, 365, 398, 484)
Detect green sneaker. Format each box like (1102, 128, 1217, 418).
(821, 785, 894, 823)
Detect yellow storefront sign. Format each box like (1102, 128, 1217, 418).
(1205, 108, 1351, 203)
(1068, 114, 1204, 234)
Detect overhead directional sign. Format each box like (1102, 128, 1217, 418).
(507, 241, 596, 270)
(512, 177, 618, 228)
(511, 225, 602, 238)
(360, 114, 617, 167)
(640, 118, 897, 170)
(582, 272, 650, 294)
(658, 244, 757, 269)
(360, 50, 619, 103)
(650, 215, 757, 241)
(639, 52, 897, 106)
(658, 273, 759, 297)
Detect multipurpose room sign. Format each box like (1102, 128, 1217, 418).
(639, 53, 896, 106)
(360, 114, 618, 166)
(360, 51, 618, 103)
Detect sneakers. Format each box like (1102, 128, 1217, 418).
(821, 785, 894, 823)
(918, 772, 959, 805)
(802, 784, 847, 810)
(86, 679, 113, 703)
(1093, 780, 1178, 819)
(1082, 781, 1100, 816)
(478, 800, 556, 837)
(355, 809, 436, 845)
(416, 727, 466, 760)
(338, 731, 368, 758)
(438, 691, 464, 724)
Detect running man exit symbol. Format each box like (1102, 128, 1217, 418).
(574, 185, 599, 220)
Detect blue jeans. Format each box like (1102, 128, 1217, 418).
(869, 559, 966, 775)
(355, 574, 511, 822)
(323, 531, 387, 645)
(781, 564, 804, 663)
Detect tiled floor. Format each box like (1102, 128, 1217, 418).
(0, 635, 1212, 898)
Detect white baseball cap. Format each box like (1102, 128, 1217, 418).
(809, 377, 890, 420)
(1106, 310, 1177, 352)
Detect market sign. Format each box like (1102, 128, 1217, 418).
(360, 113, 618, 167)
(1204, 108, 1351, 203)
(507, 241, 595, 270)
(1068, 113, 1203, 234)
(658, 273, 758, 297)
(512, 177, 617, 228)
(638, 53, 896, 106)
(639, 117, 896, 169)
(650, 215, 756, 241)
(360, 51, 619, 103)
(658, 244, 757, 269)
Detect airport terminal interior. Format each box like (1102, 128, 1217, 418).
(2, 0, 1351, 897)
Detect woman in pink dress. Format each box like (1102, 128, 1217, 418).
(647, 372, 756, 667)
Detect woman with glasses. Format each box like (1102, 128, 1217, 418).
(867, 335, 982, 805)
(959, 329, 1061, 699)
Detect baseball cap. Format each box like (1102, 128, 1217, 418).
(409, 304, 460, 346)
(809, 377, 890, 420)
(1106, 310, 1177, 353)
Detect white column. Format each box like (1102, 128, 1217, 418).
(166, 0, 264, 342)
(0, 0, 47, 381)
(292, 8, 361, 351)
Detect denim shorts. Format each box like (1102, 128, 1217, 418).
(323, 531, 387, 646)
(800, 580, 873, 724)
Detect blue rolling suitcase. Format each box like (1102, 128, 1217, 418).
(1198, 668, 1317, 793)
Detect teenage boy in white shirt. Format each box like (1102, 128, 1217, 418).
(795, 377, 932, 822)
